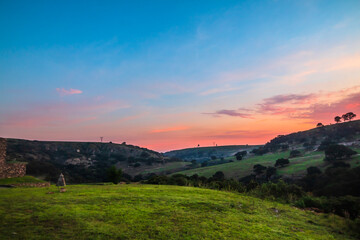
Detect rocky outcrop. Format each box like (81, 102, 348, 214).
(0, 138, 26, 179)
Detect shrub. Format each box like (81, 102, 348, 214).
(275, 158, 290, 167)
(250, 180, 305, 203)
(253, 164, 267, 175)
(289, 150, 301, 158)
(307, 166, 321, 175)
(107, 166, 122, 184)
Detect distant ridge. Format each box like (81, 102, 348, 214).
(164, 144, 261, 162)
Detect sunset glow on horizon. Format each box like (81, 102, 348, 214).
(1, 1, 360, 152)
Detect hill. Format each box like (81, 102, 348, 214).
(265, 119, 360, 151)
(4, 139, 176, 183)
(173, 120, 360, 179)
(164, 145, 261, 162)
(0, 184, 357, 239)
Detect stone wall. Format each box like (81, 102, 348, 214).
(0, 138, 27, 179)
(0, 138, 6, 164)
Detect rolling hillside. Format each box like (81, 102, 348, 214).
(173, 120, 360, 179)
(164, 145, 261, 162)
(5, 139, 172, 183)
(0, 184, 358, 239)
(174, 149, 360, 179)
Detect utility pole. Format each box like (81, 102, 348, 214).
(100, 137, 103, 143)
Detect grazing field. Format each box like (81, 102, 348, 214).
(174, 149, 360, 179)
(0, 184, 357, 240)
(174, 151, 292, 179)
(117, 161, 191, 177)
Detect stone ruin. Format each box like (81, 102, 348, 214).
(0, 138, 26, 179)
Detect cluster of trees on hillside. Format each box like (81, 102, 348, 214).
(334, 112, 357, 123)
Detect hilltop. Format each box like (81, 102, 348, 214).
(264, 119, 360, 151)
(0, 184, 357, 239)
(5, 139, 176, 183)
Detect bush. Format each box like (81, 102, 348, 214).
(289, 150, 301, 158)
(250, 180, 305, 203)
(307, 166, 321, 175)
(107, 166, 122, 184)
(253, 164, 267, 174)
(275, 158, 290, 167)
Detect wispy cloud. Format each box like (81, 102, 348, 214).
(203, 109, 252, 118)
(56, 88, 83, 96)
(205, 86, 360, 122)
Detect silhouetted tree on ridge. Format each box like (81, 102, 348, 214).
(334, 116, 341, 123)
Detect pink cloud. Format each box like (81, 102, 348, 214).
(205, 86, 360, 123)
(56, 88, 83, 96)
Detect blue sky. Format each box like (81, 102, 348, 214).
(1, 0, 360, 151)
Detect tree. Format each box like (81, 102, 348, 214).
(289, 150, 301, 158)
(342, 113, 349, 122)
(201, 161, 208, 167)
(266, 167, 277, 180)
(316, 123, 324, 128)
(281, 144, 289, 151)
(253, 164, 267, 175)
(334, 116, 341, 123)
(107, 166, 122, 184)
(307, 166, 321, 175)
(324, 144, 357, 162)
(234, 151, 247, 160)
(212, 171, 225, 181)
(275, 158, 290, 167)
(346, 112, 356, 121)
(318, 138, 335, 151)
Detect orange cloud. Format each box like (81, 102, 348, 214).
(56, 88, 83, 96)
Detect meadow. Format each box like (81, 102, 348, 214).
(0, 184, 358, 240)
(175, 149, 360, 179)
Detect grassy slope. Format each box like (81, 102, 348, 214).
(174, 151, 292, 179)
(118, 161, 191, 176)
(0, 176, 46, 185)
(164, 145, 261, 161)
(175, 149, 360, 179)
(0, 184, 356, 240)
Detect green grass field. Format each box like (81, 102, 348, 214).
(0, 176, 46, 185)
(174, 149, 360, 179)
(174, 151, 292, 179)
(0, 184, 358, 239)
(142, 161, 191, 174)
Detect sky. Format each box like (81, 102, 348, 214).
(1, 0, 360, 152)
